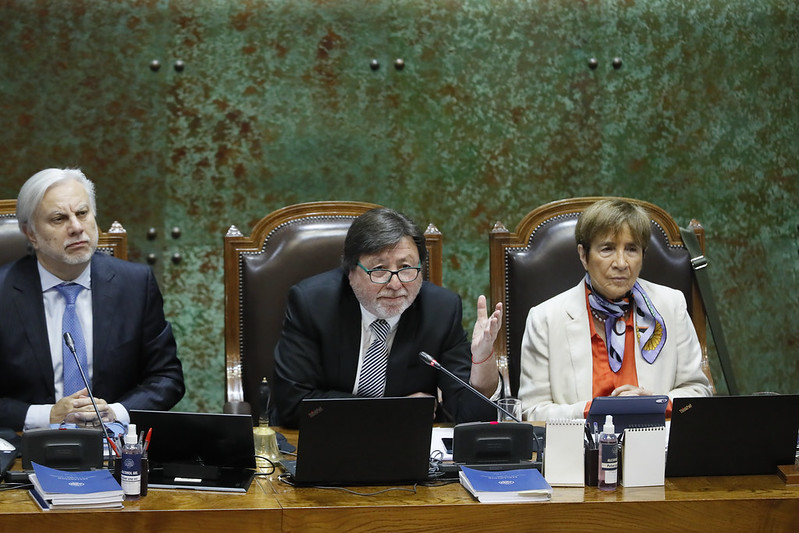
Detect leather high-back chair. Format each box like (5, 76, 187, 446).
(489, 196, 712, 397)
(223, 201, 444, 421)
(0, 199, 128, 265)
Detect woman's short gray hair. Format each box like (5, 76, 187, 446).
(575, 199, 651, 253)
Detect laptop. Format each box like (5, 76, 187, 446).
(130, 410, 256, 492)
(0, 428, 18, 480)
(586, 395, 670, 434)
(665, 394, 799, 477)
(281, 396, 435, 486)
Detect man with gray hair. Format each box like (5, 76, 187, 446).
(0, 168, 184, 431)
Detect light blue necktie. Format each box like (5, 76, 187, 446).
(56, 283, 89, 396)
(358, 319, 390, 397)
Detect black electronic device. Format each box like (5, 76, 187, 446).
(21, 428, 104, 471)
(0, 428, 20, 477)
(419, 351, 543, 471)
(0, 433, 16, 479)
(281, 396, 434, 486)
(666, 394, 799, 477)
(586, 395, 669, 434)
(453, 421, 538, 467)
(130, 410, 256, 492)
(0, 451, 16, 480)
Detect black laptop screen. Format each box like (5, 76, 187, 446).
(666, 395, 799, 477)
(130, 410, 255, 470)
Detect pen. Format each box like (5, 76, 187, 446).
(584, 423, 594, 449)
(107, 437, 121, 457)
(593, 422, 599, 448)
(143, 427, 152, 453)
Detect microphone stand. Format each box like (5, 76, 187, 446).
(419, 351, 521, 422)
(63, 332, 118, 463)
(420, 351, 544, 462)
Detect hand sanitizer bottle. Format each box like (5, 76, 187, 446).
(598, 415, 618, 491)
(121, 423, 142, 500)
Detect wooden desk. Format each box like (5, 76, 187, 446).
(1, 428, 797, 532)
(270, 428, 799, 533)
(0, 476, 282, 532)
(269, 473, 799, 532)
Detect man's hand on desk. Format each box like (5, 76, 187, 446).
(49, 388, 117, 426)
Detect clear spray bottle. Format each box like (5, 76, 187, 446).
(598, 414, 618, 491)
(121, 423, 142, 500)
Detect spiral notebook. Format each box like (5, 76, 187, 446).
(621, 426, 666, 487)
(543, 419, 585, 487)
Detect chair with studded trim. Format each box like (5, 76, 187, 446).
(488, 196, 717, 398)
(223, 201, 444, 421)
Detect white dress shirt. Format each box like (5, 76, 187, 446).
(24, 261, 129, 429)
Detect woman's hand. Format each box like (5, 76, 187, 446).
(610, 384, 654, 397)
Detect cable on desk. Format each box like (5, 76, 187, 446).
(253, 455, 277, 476)
(0, 482, 33, 492)
(428, 450, 444, 477)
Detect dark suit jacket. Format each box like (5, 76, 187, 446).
(0, 252, 185, 430)
(272, 268, 496, 428)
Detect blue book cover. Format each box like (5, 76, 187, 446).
(31, 462, 122, 495)
(459, 466, 552, 503)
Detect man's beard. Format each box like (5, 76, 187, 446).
(351, 283, 421, 320)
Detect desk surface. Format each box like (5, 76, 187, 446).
(1, 426, 797, 533)
(0, 476, 282, 531)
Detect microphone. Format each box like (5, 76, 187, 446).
(420, 351, 545, 466)
(419, 351, 521, 422)
(63, 332, 117, 458)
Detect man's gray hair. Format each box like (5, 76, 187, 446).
(17, 168, 96, 234)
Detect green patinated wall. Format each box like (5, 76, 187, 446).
(1, 0, 796, 412)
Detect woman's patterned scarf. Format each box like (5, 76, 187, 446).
(585, 273, 666, 373)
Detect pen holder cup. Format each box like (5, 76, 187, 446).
(140, 456, 149, 497)
(113, 456, 122, 484)
(585, 445, 598, 487)
(111, 454, 148, 496)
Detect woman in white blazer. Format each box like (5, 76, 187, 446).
(518, 199, 712, 422)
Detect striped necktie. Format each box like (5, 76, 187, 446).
(57, 283, 89, 396)
(358, 319, 391, 397)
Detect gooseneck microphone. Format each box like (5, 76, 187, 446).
(64, 332, 116, 456)
(419, 351, 522, 422)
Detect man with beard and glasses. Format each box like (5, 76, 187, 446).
(0, 168, 184, 431)
(272, 207, 503, 428)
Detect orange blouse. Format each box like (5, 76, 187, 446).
(582, 286, 672, 418)
(590, 310, 639, 399)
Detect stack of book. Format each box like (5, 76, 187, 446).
(459, 466, 552, 504)
(29, 462, 124, 510)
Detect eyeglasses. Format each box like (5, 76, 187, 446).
(357, 262, 422, 284)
